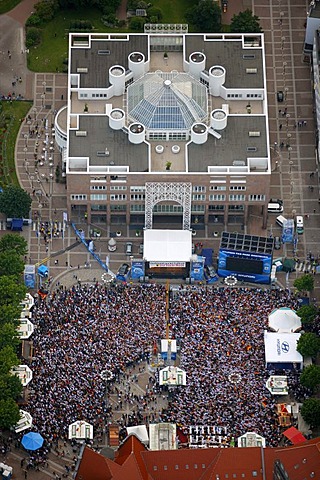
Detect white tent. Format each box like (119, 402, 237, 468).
(264, 331, 303, 369)
(268, 308, 302, 333)
(15, 410, 33, 433)
(11, 365, 33, 387)
(126, 425, 149, 444)
(68, 420, 93, 440)
(143, 229, 192, 262)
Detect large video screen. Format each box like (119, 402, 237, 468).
(226, 256, 263, 274)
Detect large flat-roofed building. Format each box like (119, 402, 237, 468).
(55, 31, 270, 230)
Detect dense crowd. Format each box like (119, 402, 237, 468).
(28, 284, 308, 447)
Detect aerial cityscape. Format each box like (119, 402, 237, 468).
(0, 0, 320, 479)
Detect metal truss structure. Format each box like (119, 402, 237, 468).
(145, 182, 192, 230)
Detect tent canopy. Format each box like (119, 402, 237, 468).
(264, 331, 303, 367)
(283, 426, 307, 445)
(268, 308, 302, 333)
(144, 229, 192, 262)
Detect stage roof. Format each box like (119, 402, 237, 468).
(264, 331, 303, 365)
(143, 229, 192, 262)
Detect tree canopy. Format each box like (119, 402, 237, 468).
(297, 332, 320, 358)
(230, 9, 262, 33)
(297, 304, 318, 325)
(293, 274, 314, 292)
(301, 397, 320, 427)
(0, 374, 22, 401)
(0, 345, 20, 375)
(0, 323, 21, 350)
(0, 234, 28, 257)
(0, 185, 32, 219)
(0, 251, 25, 277)
(300, 364, 320, 392)
(185, 0, 222, 33)
(0, 398, 21, 430)
(0, 276, 27, 307)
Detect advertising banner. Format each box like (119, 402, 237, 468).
(190, 258, 204, 281)
(131, 260, 145, 279)
(282, 219, 294, 244)
(218, 249, 272, 284)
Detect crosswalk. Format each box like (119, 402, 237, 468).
(295, 261, 315, 273)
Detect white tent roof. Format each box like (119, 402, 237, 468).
(143, 229, 192, 262)
(268, 308, 302, 333)
(126, 425, 149, 444)
(161, 339, 177, 353)
(264, 331, 303, 365)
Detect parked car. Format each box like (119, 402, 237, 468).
(296, 215, 304, 234)
(277, 90, 284, 102)
(273, 236, 281, 250)
(125, 242, 133, 255)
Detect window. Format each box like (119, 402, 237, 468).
(90, 194, 107, 200)
(210, 185, 226, 191)
(191, 205, 205, 212)
(110, 194, 127, 201)
(209, 205, 224, 211)
(110, 205, 126, 211)
(229, 194, 246, 201)
(90, 185, 106, 190)
(192, 194, 205, 201)
(193, 185, 206, 192)
(110, 185, 127, 191)
(70, 194, 87, 201)
(209, 194, 226, 201)
(130, 204, 145, 212)
(130, 186, 145, 192)
(249, 194, 265, 201)
(228, 205, 244, 211)
(130, 194, 145, 201)
(229, 186, 246, 191)
(91, 204, 106, 211)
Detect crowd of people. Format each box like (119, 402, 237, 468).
(28, 283, 308, 448)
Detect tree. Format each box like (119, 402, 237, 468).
(300, 364, 320, 392)
(0, 304, 23, 328)
(185, 0, 221, 33)
(230, 9, 262, 33)
(129, 16, 147, 31)
(0, 323, 21, 350)
(293, 274, 314, 293)
(147, 7, 163, 22)
(0, 345, 20, 375)
(297, 332, 320, 358)
(0, 374, 23, 401)
(301, 397, 320, 427)
(0, 398, 21, 429)
(0, 276, 27, 307)
(297, 304, 318, 325)
(0, 185, 32, 219)
(0, 234, 28, 257)
(0, 251, 25, 277)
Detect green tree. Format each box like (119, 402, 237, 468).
(26, 27, 42, 48)
(297, 304, 318, 325)
(301, 397, 320, 427)
(0, 323, 21, 350)
(300, 364, 320, 391)
(0, 398, 20, 430)
(0, 276, 27, 307)
(0, 304, 23, 328)
(185, 0, 221, 33)
(0, 345, 20, 375)
(293, 274, 314, 293)
(147, 7, 163, 22)
(34, 0, 59, 21)
(0, 234, 28, 257)
(185, 0, 221, 32)
(0, 374, 23, 401)
(129, 16, 147, 31)
(297, 332, 320, 358)
(230, 9, 262, 33)
(0, 185, 32, 219)
(0, 251, 25, 277)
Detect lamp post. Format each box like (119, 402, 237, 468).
(41, 94, 45, 107)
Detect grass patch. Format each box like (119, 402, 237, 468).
(27, 7, 129, 73)
(150, 0, 194, 23)
(0, 101, 32, 187)
(0, 0, 21, 15)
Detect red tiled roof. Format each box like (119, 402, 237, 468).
(76, 446, 115, 480)
(77, 436, 320, 480)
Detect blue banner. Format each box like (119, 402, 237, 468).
(190, 257, 205, 281)
(131, 261, 145, 279)
(282, 219, 294, 243)
(24, 272, 35, 288)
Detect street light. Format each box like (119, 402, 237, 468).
(41, 94, 45, 107)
